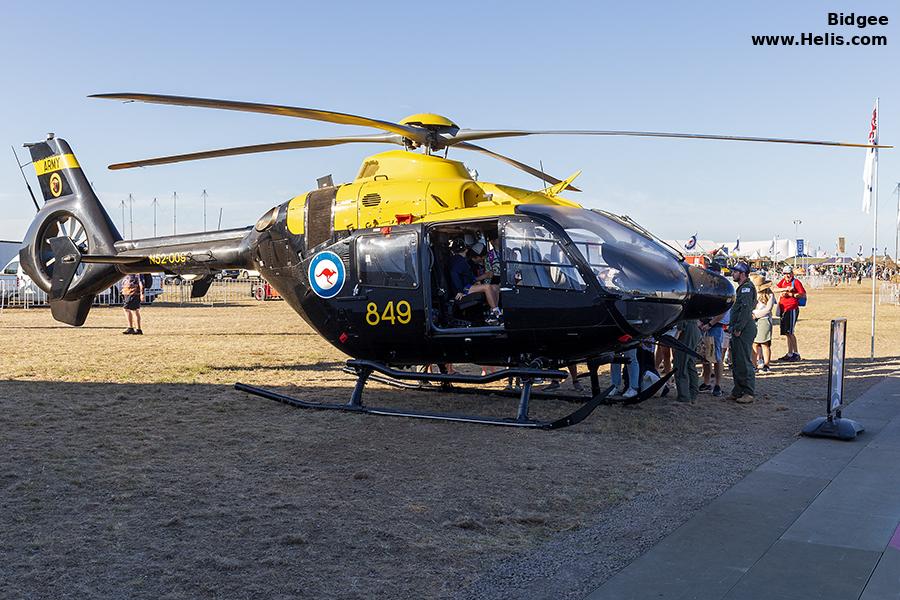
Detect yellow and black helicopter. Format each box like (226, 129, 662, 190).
(18, 94, 888, 428)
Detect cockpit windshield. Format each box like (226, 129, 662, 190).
(518, 206, 689, 300)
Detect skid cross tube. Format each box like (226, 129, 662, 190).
(235, 360, 613, 429)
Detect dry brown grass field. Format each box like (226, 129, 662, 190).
(1, 283, 898, 599)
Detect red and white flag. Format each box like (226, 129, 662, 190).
(862, 99, 878, 214)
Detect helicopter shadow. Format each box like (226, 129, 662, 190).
(209, 360, 347, 372)
(0, 324, 123, 330)
(199, 332, 321, 338)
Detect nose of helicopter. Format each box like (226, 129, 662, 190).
(682, 264, 735, 320)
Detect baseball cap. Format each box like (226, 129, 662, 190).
(732, 261, 750, 274)
(782, 265, 794, 274)
(470, 241, 486, 255)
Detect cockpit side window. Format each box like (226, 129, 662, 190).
(502, 220, 585, 291)
(356, 232, 419, 289)
(518, 206, 689, 300)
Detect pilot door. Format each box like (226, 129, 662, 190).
(499, 216, 598, 333)
(348, 227, 425, 355)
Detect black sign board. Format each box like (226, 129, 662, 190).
(802, 317, 863, 440)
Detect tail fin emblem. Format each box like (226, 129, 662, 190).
(49, 173, 63, 197)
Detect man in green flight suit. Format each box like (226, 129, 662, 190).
(728, 261, 757, 403)
(674, 318, 701, 403)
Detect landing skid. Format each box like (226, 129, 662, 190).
(353, 366, 675, 407)
(235, 359, 614, 429)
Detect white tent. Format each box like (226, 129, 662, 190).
(665, 238, 799, 259)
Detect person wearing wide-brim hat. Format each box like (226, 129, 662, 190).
(728, 262, 757, 403)
(750, 274, 775, 373)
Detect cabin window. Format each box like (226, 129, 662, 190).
(502, 221, 585, 291)
(356, 232, 419, 289)
(3, 259, 18, 275)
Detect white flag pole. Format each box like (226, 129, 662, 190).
(869, 97, 879, 360)
(894, 183, 899, 271)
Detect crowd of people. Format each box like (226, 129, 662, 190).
(808, 262, 898, 286)
(670, 262, 806, 404)
(544, 260, 809, 405)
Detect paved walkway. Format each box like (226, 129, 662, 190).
(586, 373, 900, 600)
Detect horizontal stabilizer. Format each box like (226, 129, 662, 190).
(544, 170, 582, 197)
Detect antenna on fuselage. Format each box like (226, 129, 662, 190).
(11, 146, 40, 211)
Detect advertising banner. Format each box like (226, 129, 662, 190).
(827, 318, 847, 414)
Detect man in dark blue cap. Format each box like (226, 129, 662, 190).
(728, 261, 757, 403)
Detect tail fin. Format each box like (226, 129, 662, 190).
(19, 136, 123, 325)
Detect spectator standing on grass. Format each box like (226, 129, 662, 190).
(673, 319, 700, 403)
(751, 274, 774, 373)
(698, 262, 728, 397)
(774, 265, 806, 362)
(611, 349, 640, 400)
(727, 262, 756, 403)
(121, 273, 144, 335)
(544, 364, 584, 393)
(655, 326, 674, 374)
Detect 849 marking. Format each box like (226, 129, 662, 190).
(365, 300, 412, 326)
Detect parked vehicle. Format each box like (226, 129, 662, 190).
(164, 273, 200, 286)
(239, 268, 261, 280)
(251, 280, 281, 301)
(1, 257, 44, 303)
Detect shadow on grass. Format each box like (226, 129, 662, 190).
(1, 365, 899, 600)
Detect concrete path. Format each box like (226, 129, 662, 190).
(586, 373, 900, 600)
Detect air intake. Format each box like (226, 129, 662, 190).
(361, 193, 382, 207)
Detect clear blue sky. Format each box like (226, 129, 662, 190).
(1, 0, 897, 256)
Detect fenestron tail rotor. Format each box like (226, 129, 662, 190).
(91, 92, 892, 190)
(38, 213, 88, 284)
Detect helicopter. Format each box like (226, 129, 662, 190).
(17, 94, 889, 429)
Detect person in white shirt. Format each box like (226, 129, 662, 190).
(750, 274, 775, 373)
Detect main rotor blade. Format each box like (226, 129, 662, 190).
(107, 134, 404, 170)
(454, 142, 580, 192)
(447, 129, 892, 149)
(90, 93, 430, 145)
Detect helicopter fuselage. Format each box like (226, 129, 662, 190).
(115, 150, 728, 367)
(21, 142, 733, 366)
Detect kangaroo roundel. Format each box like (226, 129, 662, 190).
(308, 251, 345, 298)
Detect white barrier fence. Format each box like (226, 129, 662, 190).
(0, 279, 276, 310)
(804, 274, 830, 290)
(880, 282, 900, 306)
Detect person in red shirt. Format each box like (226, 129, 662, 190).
(774, 265, 806, 361)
